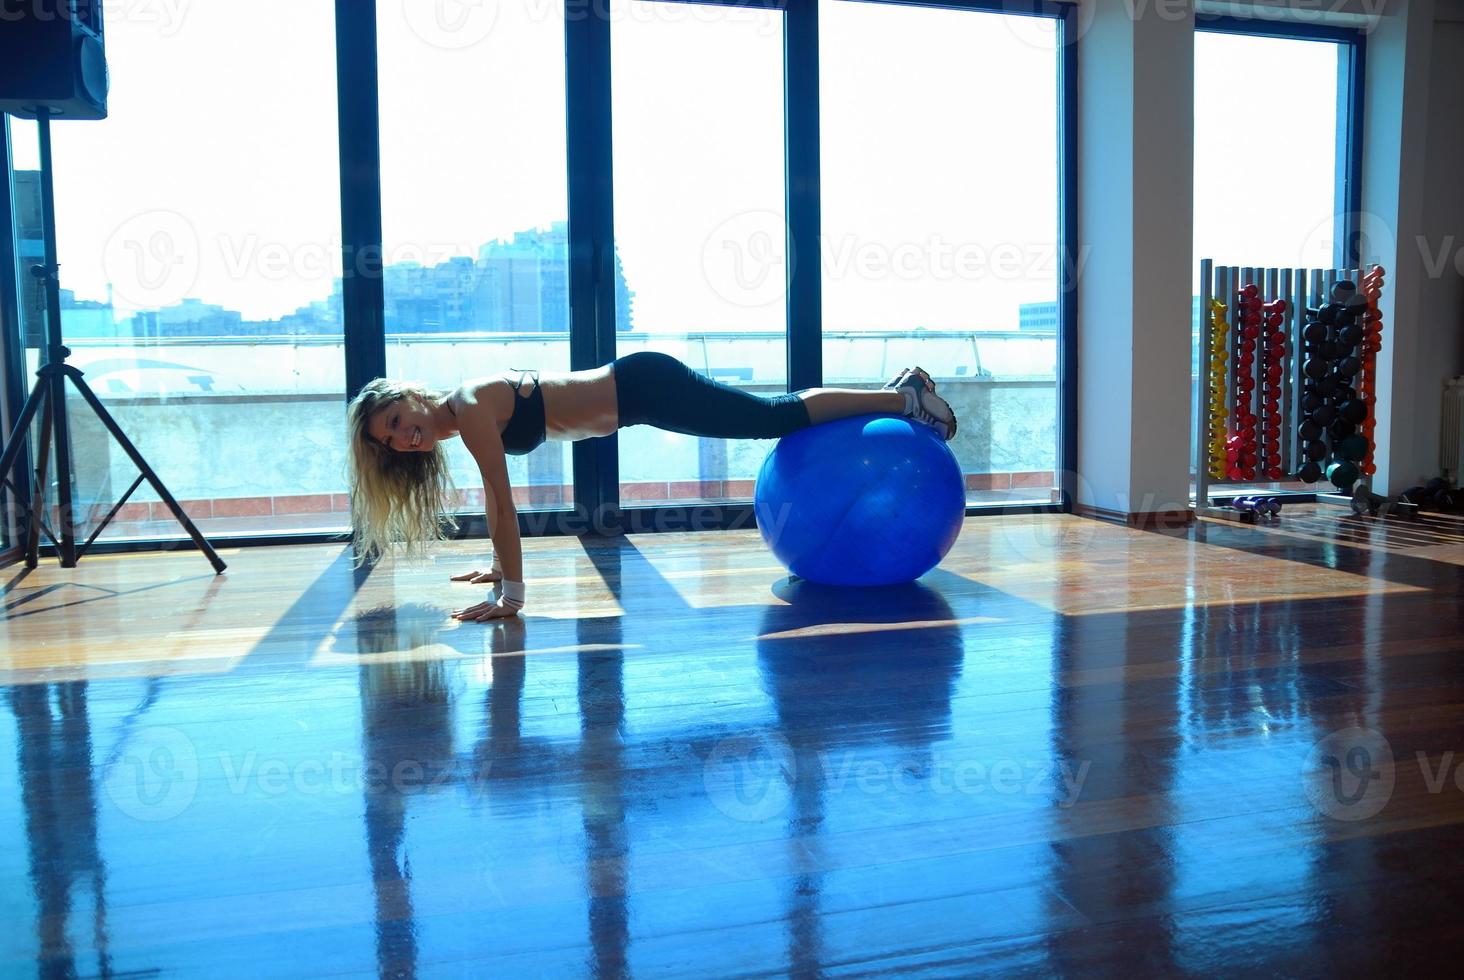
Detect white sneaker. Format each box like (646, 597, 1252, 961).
(882, 366, 936, 394)
(891, 373, 957, 440)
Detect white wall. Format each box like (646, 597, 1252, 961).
(1360, 0, 1452, 492)
(1075, 2, 1137, 514)
(1407, 8, 1464, 485)
(1130, 5, 1198, 514)
(1075, 0, 1195, 518)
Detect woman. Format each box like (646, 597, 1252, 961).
(346, 351, 957, 621)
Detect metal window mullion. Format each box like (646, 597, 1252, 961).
(1057, 1, 1078, 512)
(1338, 32, 1366, 267)
(0, 115, 32, 551)
(786, 0, 821, 392)
(336, 0, 386, 399)
(567, 1, 620, 532)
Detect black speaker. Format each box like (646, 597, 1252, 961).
(0, 0, 108, 120)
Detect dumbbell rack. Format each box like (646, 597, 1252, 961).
(1194, 259, 1414, 523)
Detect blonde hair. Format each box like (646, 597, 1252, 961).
(346, 378, 457, 565)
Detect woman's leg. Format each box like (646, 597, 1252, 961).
(797, 388, 904, 424)
(614, 351, 815, 439)
(613, 351, 953, 439)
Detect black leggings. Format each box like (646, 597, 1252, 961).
(613, 351, 813, 439)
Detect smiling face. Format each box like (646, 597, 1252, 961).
(368, 394, 438, 454)
(346, 378, 458, 566)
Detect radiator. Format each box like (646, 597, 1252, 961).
(1445, 378, 1464, 483)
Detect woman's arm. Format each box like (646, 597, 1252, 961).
(452, 411, 526, 621)
(481, 464, 522, 582)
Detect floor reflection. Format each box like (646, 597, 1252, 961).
(346, 558, 641, 977)
(7, 517, 1464, 975)
(9, 682, 113, 980)
(758, 580, 963, 978)
(351, 603, 537, 979)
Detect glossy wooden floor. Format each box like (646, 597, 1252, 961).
(5, 508, 1464, 977)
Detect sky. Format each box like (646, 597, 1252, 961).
(7, 1, 1344, 332)
(1193, 31, 1342, 277)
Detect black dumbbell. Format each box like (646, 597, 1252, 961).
(1351, 483, 1393, 517)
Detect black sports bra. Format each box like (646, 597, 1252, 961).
(499, 370, 546, 456)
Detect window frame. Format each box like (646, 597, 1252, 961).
(1, 0, 1077, 556)
(0, 117, 29, 559)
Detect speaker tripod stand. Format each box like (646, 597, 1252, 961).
(0, 109, 224, 573)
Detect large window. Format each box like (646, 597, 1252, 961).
(820, 0, 1061, 506)
(15, 3, 344, 541)
(1194, 30, 1349, 273)
(1191, 25, 1359, 487)
(610, 0, 787, 506)
(378, 0, 573, 513)
(3, 2, 1077, 553)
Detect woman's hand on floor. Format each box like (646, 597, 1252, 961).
(451, 568, 502, 585)
(452, 597, 520, 621)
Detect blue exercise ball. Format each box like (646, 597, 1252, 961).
(754, 414, 966, 586)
